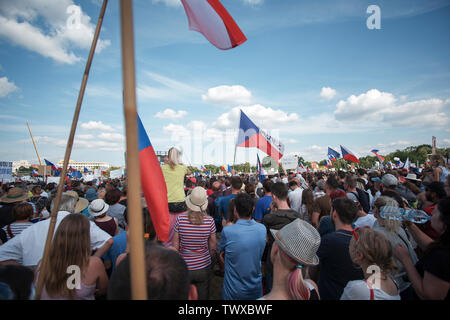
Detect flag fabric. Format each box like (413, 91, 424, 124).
(403, 157, 410, 171)
(221, 165, 226, 171)
(137, 115, 170, 242)
(180, 0, 247, 50)
(200, 165, 207, 172)
(325, 159, 332, 167)
(256, 154, 264, 183)
(298, 162, 304, 169)
(32, 169, 39, 177)
(138, 115, 170, 241)
(340, 145, 360, 163)
(44, 159, 57, 170)
(227, 165, 232, 173)
(327, 147, 341, 161)
(83, 167, 89, 173)
(236, 110, 285, 163)
(371, 149, 385, 163)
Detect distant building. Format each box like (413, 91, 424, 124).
(12, 160, 30, 173)
(57, 160, 110, 171)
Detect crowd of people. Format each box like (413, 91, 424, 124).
(0, 150, 449, 301)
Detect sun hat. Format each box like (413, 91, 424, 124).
(381, 174, 398, 188)
(270, 218, 321, 266)
(0, 187, 29, 203)
(405, 173, 421, 182)
(185, 187, 208, 212)
(85, 188, 98, 202)
(64, 191, 89, 213)
(88, 199, 110, 217)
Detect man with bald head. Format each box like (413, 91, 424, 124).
(208, 181, 223, 231)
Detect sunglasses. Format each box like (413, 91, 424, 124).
(351, 225, 370, 241)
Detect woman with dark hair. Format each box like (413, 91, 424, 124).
(395, 197, 450, 300)
(105, 188, 126, 231)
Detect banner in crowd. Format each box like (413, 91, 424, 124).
(0, 161, 13, 182)
(280, 155, 298, 170)
(110, 168, 124, 179)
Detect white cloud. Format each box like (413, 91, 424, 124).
(334, 89, 450, 127)
(155, 108, 187, 119)
(98, 133, 124, 141)
(202, 85, 252, 106)
(213, 104, 299, 130)
(0, 76, 18, 97)
(138, 71, 201, 101)
(320, 87, 337, 100)
(80, 121, 114, 132)
(244, 0, 264, 5)
(0, 0, 110, 64)
(151, 0, 182, 7)
(76, 134, 94, 140)
(163, 123, 190, 138)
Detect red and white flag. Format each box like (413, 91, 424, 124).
(181, 0, 247, 50)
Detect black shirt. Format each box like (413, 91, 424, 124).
(415, 246, 450, 300)
(317, 229, 364, 300)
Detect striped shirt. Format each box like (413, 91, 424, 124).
(2, 222, 34, 241)
(174, 213, 216, 270)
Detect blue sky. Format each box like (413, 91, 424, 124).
(0, 0, 449, 167)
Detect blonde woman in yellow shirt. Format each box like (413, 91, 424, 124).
(161, 147, 191, 247)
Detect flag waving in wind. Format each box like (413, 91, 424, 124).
(256, 154, 264, 182)
(181, 0, 247, 50)
(371, 149, 385, 163)
(341, 145, 360, 164)
(327, 147, 341, 161)
(138, 115, 170, 242)
(236, 110, 285, 163)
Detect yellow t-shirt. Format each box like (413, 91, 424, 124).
(161, 164, 188, 203)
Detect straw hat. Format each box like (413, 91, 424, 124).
(88, 199, 110, 217)
(270, 219, 321, 266)
(405, 173, 421, 182)
(64, 191, 89, 213)
(0, 187, 29, 203)
(185, 187, 208, 212)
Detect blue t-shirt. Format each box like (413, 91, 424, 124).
(217, 194, 237, 220)
(253, 196, 272, 221)
(103, 231, 127, 271)
(317, 229, 364, 300)
(219, 219, 266, 300)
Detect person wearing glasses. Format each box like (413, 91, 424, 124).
(341, 227, 400, 300)
(172, 187, 216, 300)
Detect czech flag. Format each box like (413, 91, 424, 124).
(227, 165, 232, 173)
(32, 169, 39, 177)
(327, 147, 341, 161)
(371, 149, 385, 163)
(44, 159, 57, 170)
(138, 115, 170, 242)
(325, 159, 332, 167)
(340, 145, 360, 163)
(236, 110, 285, 164)
(200, 165, 207, 172)
(256, 154, 264, 182)
(181, 0, 247, 50)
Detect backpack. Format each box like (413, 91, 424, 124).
(351, 188, 371, 214)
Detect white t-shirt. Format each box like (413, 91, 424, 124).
(0, 211, 111, 266)
(340, 280, 400, 300)
(353, 214, 377, 228)
(288, 187, 303, 214)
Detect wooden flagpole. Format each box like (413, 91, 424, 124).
(120, 0, 148, 300)
(26, 121, 42, 166)
(35, 0, 109, 300)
